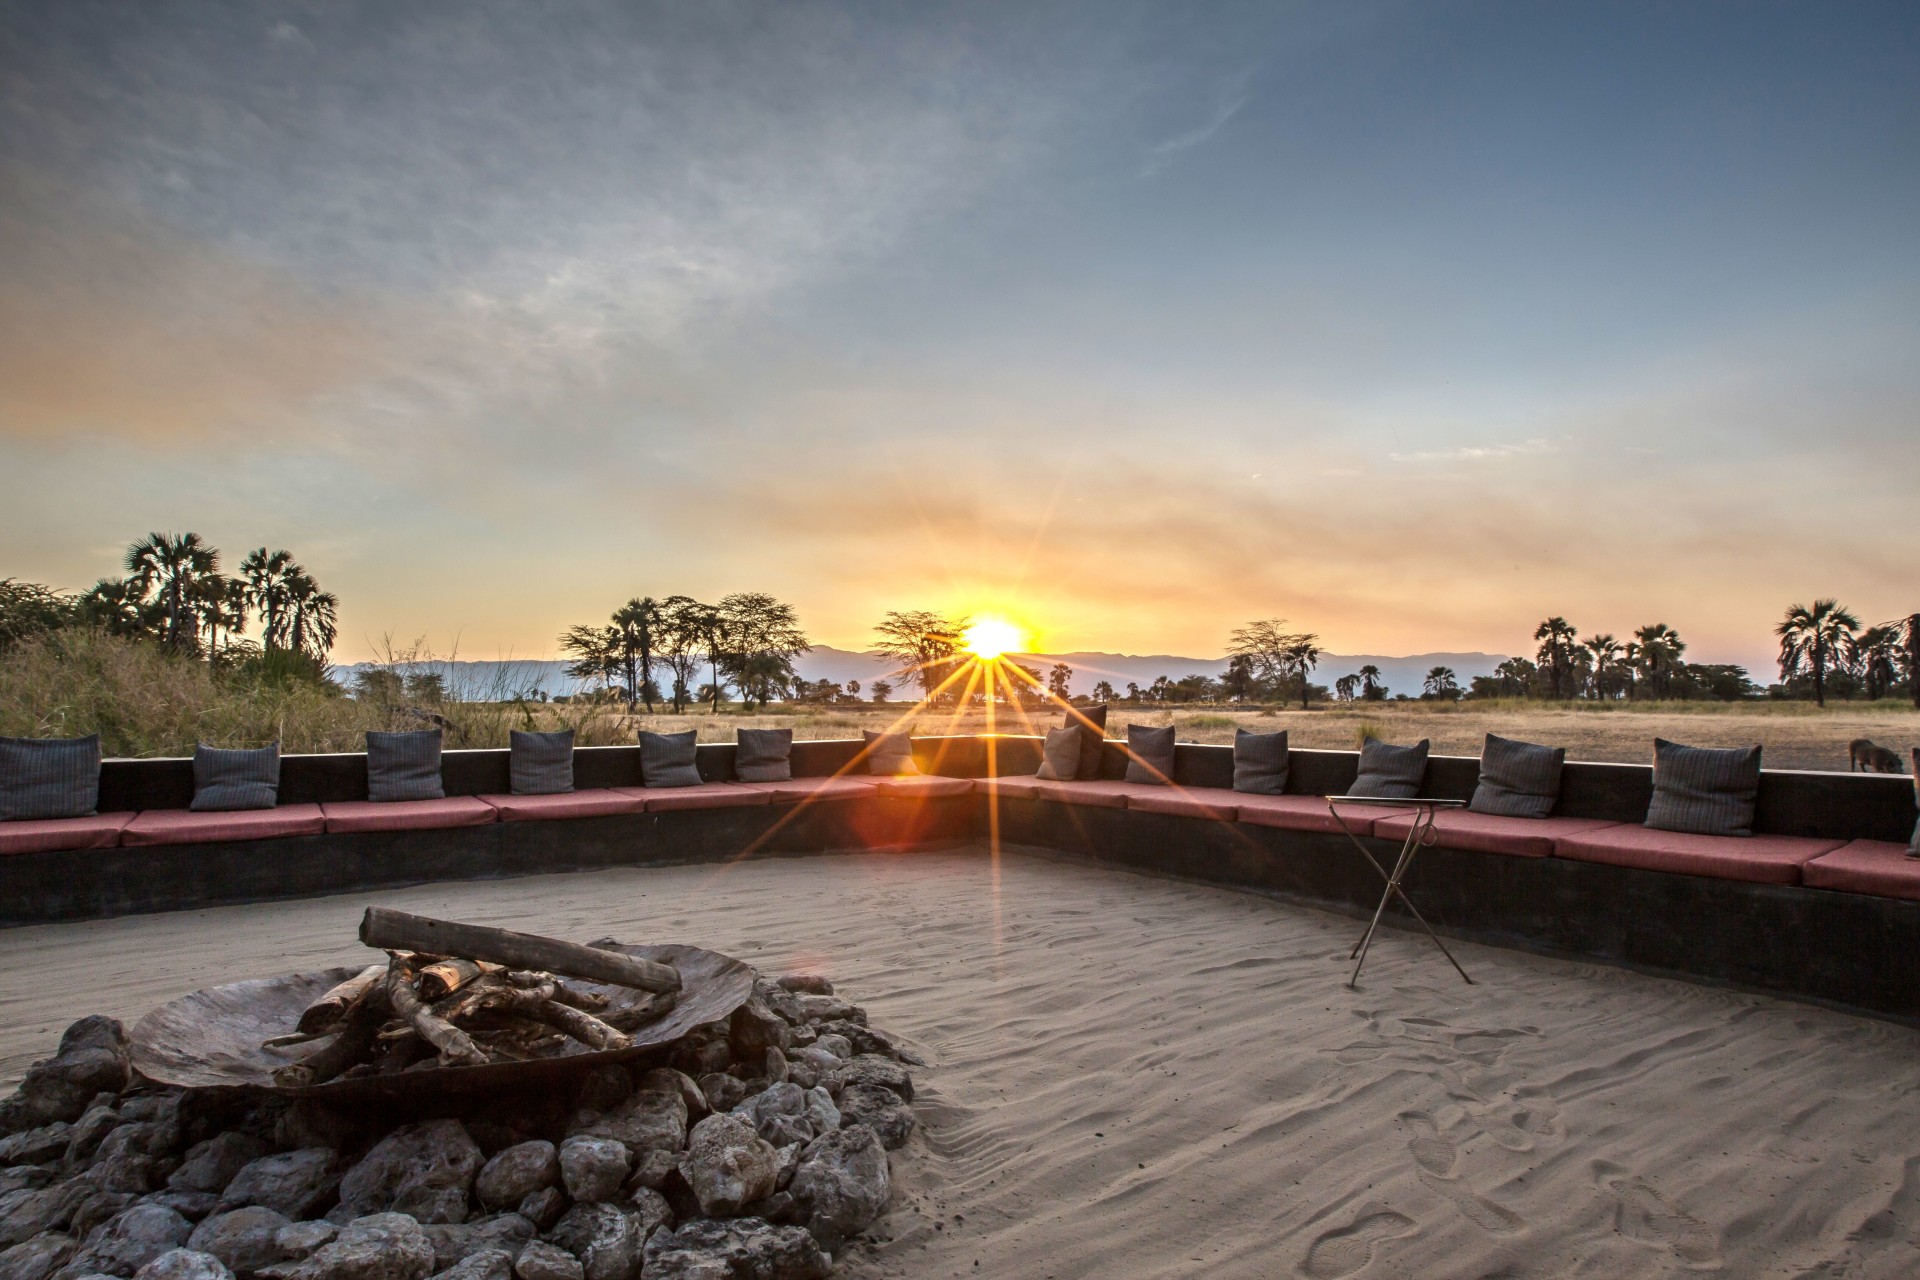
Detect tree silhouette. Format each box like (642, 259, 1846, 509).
(282, 572, 338, 663)
(1047, 663, 1073, 701)
(1091, 679, 1116, 703)
(1849, 626, 1901, 701)
(1358, 665, 1386, 700)
(612, 598, 661, 712)
(655, 596, 713, 712)
(872, 610, 969, 707)
(870, 680, 892, 704)
(718, 593, 809, 710)
(1629, 623, 1686, 699)
(1533, 616, 1579, 699)
(1583, 633, 1622, 699)
(1776, 599, 1859, 707)
(126, 532, 219, 653)
(1422, 666, 1460, 700)
(1228, 618, 1323, 709)
(1334, 673, 1359, 702)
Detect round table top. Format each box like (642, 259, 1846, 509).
(1324, 795, 1468, 808)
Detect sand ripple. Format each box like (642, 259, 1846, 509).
(2, 848, 1916, 1278)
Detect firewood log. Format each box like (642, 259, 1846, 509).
(360, 908, 680, 993)
(385, 958, 488, 1067)
(273, 988, 391, 1087)
(296, 964, 389, 1034)
(417, 957, 493, 1000)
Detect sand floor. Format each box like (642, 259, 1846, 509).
(2, 850, 1916, 1279)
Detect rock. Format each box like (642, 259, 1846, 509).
(758, 1054, 785, 1089)
(788, 1126, 887, 1252)
(675, 1117, 776, 1220)
(556, 1140, 627, 1207)
(336, 1123, 482, 1225)
(814, 1022, 922, 1067)
(0, 1020, 130, 1136)
(474, 1146, 556, 1215)
(67, 1111, 123, 1166)
(70, 1203, 193, 1276)
(691, 1079, 742, 1118)
(546, 1205, 640, 1280)
(639, 1218, 828, 1280)
(747, 985, 804, 1028)
(508, 1243, 579, 1280)
(574, 1089, 684, 1161)
(288, 1214, 434, 1280)
(0, 1168, 55, 1197)
(825, 1057, 910, 1103)
(738, 1193, 796, 1227)
(111, 1101, 173, 1130)
(511, 1193, 562, 1236)
(187, 1207, 289, 1274)
(1, 1181, 98, 1247)
(68, 1191, 136, 1243)
(572, 1071, 630, 1119)
(269, 1224, 335, 1262)
(628, 1076, 702, 1128)
(620, 1192, 668, 1242)
(171, 1139, 271, 1198)
(80, 1145, 157, 1198)
(426, 1250, 511, 1280)
(833, 1088, 913, 1152)
(134, 1193, 217, 1225)
(773, 977, 831, 997)
(805, 1041, 847, 1066)
(132, 1251, 232, 1280)
(417, 1215, 532, 1273)
(0, 1127, 73, 1167)
(666, 1041, 727, 1082)
(724, 1004, 788, 1065)
(0, 1232, 76, 1280)
(788, 997, 857, 1028)
(618, 1152, 674, 1199)
(217, 1152, 339, 1222)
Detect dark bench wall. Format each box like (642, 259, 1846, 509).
(0, 793, 977, 927)
(984, 794, 1920, 1021)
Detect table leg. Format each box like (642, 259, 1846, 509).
(1330, 804, 1474, 987)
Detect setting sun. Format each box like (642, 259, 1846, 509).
(961, 616, 1028, 660)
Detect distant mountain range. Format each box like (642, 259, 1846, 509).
(333, 647, 1508, 701)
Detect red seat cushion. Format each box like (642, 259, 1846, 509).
(617, 783, 772, 813)
(1126, 786, 1241, 822)
(873, 775, 974, 799)
(0, 812, 135, 856)
(1236, 794, 1406, 836)
(976, 776, 1049, 801)
(1803, 840, 1920, 901)
(736, 777, 880, 804)
(1369, 812, 1626, 860)
(1553, 825, 1842, 884)
(121, 805, 326, 847)
(1030, 780, 1136, 809)
(320, 796, 499, 834)
(479, 790, 647, 822)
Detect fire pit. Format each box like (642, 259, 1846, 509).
(0, 911, 921, 1280)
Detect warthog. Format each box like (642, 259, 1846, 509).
(1848, 738, 1903, 773)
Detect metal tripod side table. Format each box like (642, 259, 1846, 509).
(1326, 795, 1474, 988)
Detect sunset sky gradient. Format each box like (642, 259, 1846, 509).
(3, 1, 1916, 669)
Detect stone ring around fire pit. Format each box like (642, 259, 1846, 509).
(129, 944, 754, 1103)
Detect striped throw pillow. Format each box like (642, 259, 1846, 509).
(1644, 739, 1760, 837)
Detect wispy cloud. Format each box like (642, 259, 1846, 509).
(1141, 66, 1257, 175)
(1387, 438, 1562, 464)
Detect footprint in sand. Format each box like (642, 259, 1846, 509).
(1301, 1211, 1417, 1279)
(1607, 1175, 1722, 1268)
(1399, 1111, 1458, 1177)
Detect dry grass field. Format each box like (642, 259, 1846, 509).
(605, 699, 1919, 773)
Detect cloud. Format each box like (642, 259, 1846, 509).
(1141, 66, 1257, 175)
(1387, 438, 1562, 464)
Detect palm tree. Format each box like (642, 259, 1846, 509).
(282, 573, 339, 663)
(125, 532, 219, 652)
(1776, 600, 1860, 707)
(192, 575, 249, 656)
(1091, 679, 1116, 703)
(1631, 623, 1687, 700)
(1334, 673, 1359, 702)
(1849, 626, 1902, 702)
(1282, 634, 1323, 709)
(1874, 614, 1920, 709)
(1583, 633, 1622, 699)
(1533, 616, 1579, 699)
(1358, 665, 1385, 700)
(240, 548, 301, 648)
(611, 597, 661, 711)
(1422, 666, 1460, 700)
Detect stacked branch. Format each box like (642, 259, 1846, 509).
(267, 912, 679, 1086)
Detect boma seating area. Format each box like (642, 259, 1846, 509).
(2, 719, 1917, 1022)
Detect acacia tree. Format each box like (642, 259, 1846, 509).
(655, 596, 714, 712)
(559, 624, 620, 697)
(718, 593, 809, 710)
(1091, 679, 1116, 703)
(872, 610, 969, 706)
(1228, 618, 1323, 709)
(1776, 599, 1859, 707)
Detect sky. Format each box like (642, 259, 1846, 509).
(2, 0, 1916, 670)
